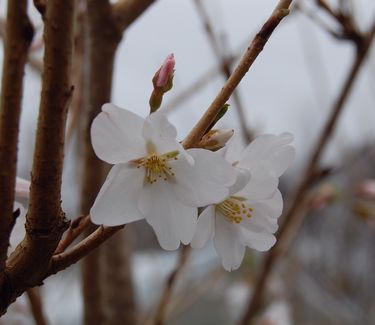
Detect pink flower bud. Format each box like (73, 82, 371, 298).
(309, 183, 337, 211)
(355, 179, 375, 200)
(15, 177, 30, 199)
(154, 53, 175, 88)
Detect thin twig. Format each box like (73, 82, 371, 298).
(240, 18, 375, 325)
(54, 215, 91, 254)
(163, 38, 250, 113)
(182, 0, 292, 148)
(193, 0, 253, 142)
(0, 0, 33, 298)
(26, 288, 48, 325)
(152, 246, 191, 325)
(49, 225, 124, 275)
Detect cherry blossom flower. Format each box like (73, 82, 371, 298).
(191, 133, 295, 271)
(90, 103, 237, 250)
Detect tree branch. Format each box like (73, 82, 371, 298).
(153, 246, 190, 325)
(193, 0, 253, 142)
(54, 215, 91, 255)
(112, 0, 157, 31)
(33, 0, 47, 17)
(49, 224, 124, 275)
(0, 0, 33, 288)
(26, 287, 48, 325)
(240, 18, 375, 325)
(182, 0, 292, 148)
(1, 0, 75, 313)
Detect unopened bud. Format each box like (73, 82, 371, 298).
(355, 179, 375, 200)
(150, 54, 175, 113)
(15, 177, 30, 199)
(153, 53, 175, 89)
(309, 183, 338, 211)
(198, 129, 234, 151)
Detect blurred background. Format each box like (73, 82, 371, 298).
(0, 0, 374, 324)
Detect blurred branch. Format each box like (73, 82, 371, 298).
(152, 246, 191, 325)
(182, 0, 293, 148)
(112, 0, 157, 31)
(33, 0, 47, 17)
(1, 0, 75, 313)
(315, 0, 363, 47)
(80, 1, 122, 323)
(0, 0, 33, 289)
(0, 19, 42, 74)
(193, 0, 253, 142)
(26, 288, 48, 325)
(240, 16, 375, 325)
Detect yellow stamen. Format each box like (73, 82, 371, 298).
(216, 196, 253, 223)
(132, 150, 179, 184)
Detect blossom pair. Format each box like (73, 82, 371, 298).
(90, 104, 295, 270)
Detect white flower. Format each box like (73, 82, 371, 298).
(90, 103, 236, 250)
(191, 133, 295, 271)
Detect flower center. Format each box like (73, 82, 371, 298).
(133, 150, 179, 184)
(216, 196, 253, 224)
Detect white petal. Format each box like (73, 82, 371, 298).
(239, 133, 294, 178)
(228, 167, 251, 195)
(222, 135, 244, 164)
(142, 111, 183, 155)
(240, 205, 279, 234)
(267, 145, 295, 177)
(171, 149, 236, 207)
(236, 176, 279, 201)
(239, 227, 276, 251)
(191, 206, 215, 248)
(138, 181, 197, 250)
(256, 189, 283, 218)
(214, 214, 246, 271)
(91, 103, 146, 164)
(143, 111, 177, 139)
(90, 164, 145, 226)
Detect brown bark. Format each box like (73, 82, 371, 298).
(80, 2, 125, 324)
(153, 246, 190, 325)
(1, 0, 75, 313)
(102, 232, 136, 325)
(26, 287, 48, 325)
(0, 0, 33, 285)
(112, 0, 157, 31)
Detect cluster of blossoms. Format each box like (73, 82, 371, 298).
(90, 103, 295, 271)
